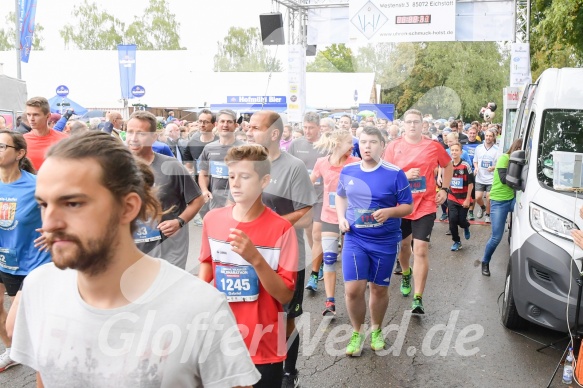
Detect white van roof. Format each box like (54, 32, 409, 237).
(535, 68, 583, 110)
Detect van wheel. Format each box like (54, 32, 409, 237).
(502, 260, 528, 330)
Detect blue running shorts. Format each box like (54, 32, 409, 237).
(341, 233, 399, 286)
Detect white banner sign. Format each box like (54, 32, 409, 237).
(349, 0, 456, 43)
(287, 45, 306, 123)
(510, 43, 531, 87)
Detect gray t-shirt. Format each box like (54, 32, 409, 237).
(199, 139, 245, 210)
(287, 138, 327, 202)
(263, 152, 317, 270)
(135, 153, 202, 269)
(182, 133, 219, 176)
(11, 261, 261, 388)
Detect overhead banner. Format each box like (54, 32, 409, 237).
(287, 45, 306, 123)
(349, 0, 455, 43)
(118, 44, 137, 100)
(510, 43, 531, 87)
(19, 0, 38, 63)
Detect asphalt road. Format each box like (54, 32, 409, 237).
(0, 220, 572, 387)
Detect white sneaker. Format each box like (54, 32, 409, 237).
(476, 207, 484, 219)
(484, 215, 491, 224)
(0, 350, 19, 373)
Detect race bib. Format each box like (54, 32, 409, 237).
(210, 161, 229, 179)
(196, 159, 202, 173)
(451, 177, 463, 189)
(409, 177, 427, 193)
(481, 160, 493, 169)
(308, 169, 322, 186)
(0, 247, 18, 272)
(215, 265, 260, 302)
(354, 209, 382, 228)
(133, 220, 162, 244)
(328, 192, 336, 209)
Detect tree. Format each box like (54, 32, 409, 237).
(213, 27, 282, 72)
(60, 0, 124, 49)
(59, 0, 184, 50)
(530, 0, 583, 80)
(0, 12, 45, 51)
(125, 0, 184, 50)
(306, 44, 355, 72)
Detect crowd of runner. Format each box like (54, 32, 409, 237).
(0, 96, 513, 387)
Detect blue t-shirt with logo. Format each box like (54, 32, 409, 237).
(337, 160, 413, 246)
(0, 171, 51, 275)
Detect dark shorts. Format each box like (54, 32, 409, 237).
(0, 272, 25, 297)
(254, 361, 284, 388)
(401, 213, 436, 242)
(284, 269, 305, 319)
(321, 221, 340, 234)
(342, 234, 398, 286)
(312, 202, 323, 222)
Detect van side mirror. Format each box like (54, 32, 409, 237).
(507, 150, 526, 190)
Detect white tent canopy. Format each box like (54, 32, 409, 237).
(0, 50, 375, 110)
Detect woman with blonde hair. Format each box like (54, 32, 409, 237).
(307, 129, 360, 316)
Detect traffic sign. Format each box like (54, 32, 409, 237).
(56, 85, 69, 97)
(131, 85, 146, 98)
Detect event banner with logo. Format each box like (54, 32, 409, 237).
(19, 0, 38, 63)
(510, 43, 531, 87)
(118, 44, 137, 100)
(287, 45, 306, 123)
(349, 0, 455, 43)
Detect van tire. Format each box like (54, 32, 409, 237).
(502, 260, 528, 330)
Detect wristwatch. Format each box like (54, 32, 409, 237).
(440, 187, 450, 194)
(176, 216, 186, 228)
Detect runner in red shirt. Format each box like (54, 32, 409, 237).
(311, 130, 360, 316)
(383, 109, 453, 314)
(199, 144, 298, 388)
(22, 97, 68, 171)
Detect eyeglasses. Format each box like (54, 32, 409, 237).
(0, 143, 17, 152)
(404, 120, 421, 125)
(198, 120, 212, 125)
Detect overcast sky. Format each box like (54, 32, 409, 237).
(1, 0, 276, 67)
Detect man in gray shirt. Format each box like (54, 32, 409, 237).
(247, 110, 317, 388)
(126, 111, 204, 269)
(198, 109, 245, 211)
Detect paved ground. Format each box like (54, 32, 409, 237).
(0, 220, 572, 387)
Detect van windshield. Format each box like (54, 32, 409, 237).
(538, 109, 583, 189)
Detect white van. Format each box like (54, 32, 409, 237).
(502, 68, 583, 332)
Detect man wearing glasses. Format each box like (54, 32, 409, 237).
(383, 109, 453, 314)
(198, 109, 245, 211)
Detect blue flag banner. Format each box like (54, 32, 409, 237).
(118, 44, 137, 100)
(19, 0, 38, 63)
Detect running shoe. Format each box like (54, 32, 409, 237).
(370, 329, 385, 351)
(394, 260, 402, 275)
(0, 350, 19, 373)
(346, 331, 365, 356)
(318, 264, 324, 281)
(476, 206, 484, 219)
(464, 226, 471, 240)
(400, 270, 412, 297)
(305, 274, 318, 292)
(445, 229, 452, 235)
(468, 210, 475, 221)
(412, 296, 425, 314)
(484, 215, 491, 224)
(451, 241, 462, 251)
(322, 301, 336, 316)
(282, 369, 299, 388)
(439, 212, 448, 221)
(193, 213, 203, 227)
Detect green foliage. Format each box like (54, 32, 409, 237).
(0, 12, 45, 51)
(213, 27, 282, 72)
(530, 0, 583, 80)
(60, 0, 183, 50)
(307, 44, 355, 72)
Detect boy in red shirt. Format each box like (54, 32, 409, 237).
(447, 142, 474, 251)
(199, 144, 298, 388)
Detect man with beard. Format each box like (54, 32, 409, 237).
(126, 111, 204, 269)
(10, 131, 260, 387)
